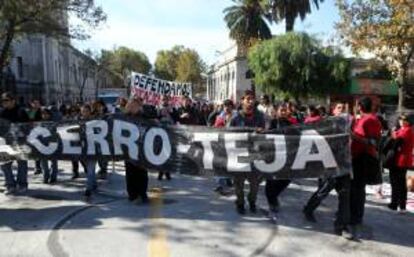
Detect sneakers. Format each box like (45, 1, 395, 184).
(398, 209, 407, 215)
(4, 187, 16, 195)
(16, 186, 28, 194)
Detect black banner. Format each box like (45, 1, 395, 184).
(0, 116, 351, 179)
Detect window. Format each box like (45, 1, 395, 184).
(17, 57, 23, 78)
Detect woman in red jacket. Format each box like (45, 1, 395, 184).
(389, 114, 414, 213)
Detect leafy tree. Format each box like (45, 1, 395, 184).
(336, 0, 414, 110)
(154, 45, 206, 95)
(154, 45, 185, 81)
(100, 46, 152, 86)
(176, 49, 206, 95)
(223, 0, 272, 54)
(0, 0, 106, 84)
(265, 0, 324, 32)
(248, 32, 350, 100)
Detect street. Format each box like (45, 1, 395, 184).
(0, 161, 413, 257)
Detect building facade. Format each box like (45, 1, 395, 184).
(206, 45, 261, 103)
(6, 35, 100, 105)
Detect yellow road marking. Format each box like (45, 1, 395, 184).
(148, 188, 170, 257)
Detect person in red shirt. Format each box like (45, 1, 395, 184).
(214, 99, 235, 128)
(304, 105, 322, 124)
(350, 97, 382, 238)
(388, 114, 414, 213)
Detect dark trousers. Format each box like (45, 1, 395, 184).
(389, 167, 408, 210)
(125, 161, 148, 201)
(158, 171, 171, 180)
(98, 160, 108, 174)
(304, 175, 351, 228)
(265, 179, 291, 207)
(350, 157, 367, 225)
(72, 161, 87, 175)
(234, 175, 261, 206)
(35, 160, 41, 173)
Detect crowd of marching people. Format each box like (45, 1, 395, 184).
(1, 89, 413, 240)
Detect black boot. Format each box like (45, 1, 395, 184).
(303, 208, 317, 223)
(236, 204, 246, 215)
(249, 202, 257, 213)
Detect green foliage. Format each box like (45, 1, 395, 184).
(0, 0, 106, 79)
(248, 32, 350, 98)
(223, 0, 272, 52)
(154, 45, 186, 81)
(154, 45, 206, 94)
(100, 47, 151, 86)
(264, 0, 324, 32)
(336, 0, 414, 109)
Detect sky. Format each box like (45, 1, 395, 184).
(72, 0, 341, 65)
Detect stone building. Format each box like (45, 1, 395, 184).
(6, 35, 101, 105)
(0, 11, 114, 105)
(206, 45, 262, 103)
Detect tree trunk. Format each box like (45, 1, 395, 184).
(398, 85, 404, 111)
(285, 13, 295, 32)
(0, 20, 16, 90)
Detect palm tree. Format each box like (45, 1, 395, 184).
(224, 0, 272, 55)
(266, 0, 324, 32)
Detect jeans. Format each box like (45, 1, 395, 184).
(41, 159, 58, 182)
(1, 161, 28, 189)
(82, 160, 97, 191)
(389, 167, 408, 210)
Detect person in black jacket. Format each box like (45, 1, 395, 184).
(302, 102, 352, 237)
(266, 104, 292, 214)
(177, 96, 199, 125)
(0, 92, 30, 195)
(124, 97, 149, 203)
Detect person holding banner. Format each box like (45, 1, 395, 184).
(350, 97, 382, 238)
(156, 95, 176, 181)
(265, 104, 293, 214)
(302, 102, 352, 236)
(124, 97, 149, 203)
(92, 100, 109, 180)
(230, 90, 265, 214)
(40, 108, 59, 184)
(79, 104, 98, 198)
(28, 100, 43, 175)
(0, 92, 30, 195)
(177, 96, 199, 125)
(214, 99, 236, 195)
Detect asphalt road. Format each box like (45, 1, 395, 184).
(0, 161, 413, 257)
